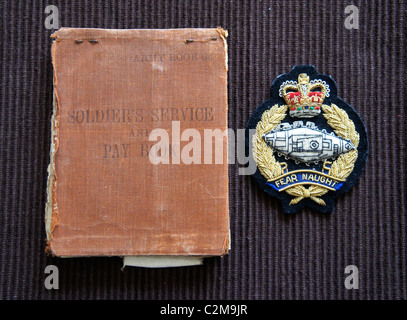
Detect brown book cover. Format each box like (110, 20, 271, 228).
(45, 28, 229, 263)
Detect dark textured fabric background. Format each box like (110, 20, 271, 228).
(0, 0, 406, 300)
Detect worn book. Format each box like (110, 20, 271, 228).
(46, 28, 229, 267)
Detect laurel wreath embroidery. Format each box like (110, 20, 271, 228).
(252, 104, 288, 180)
(253, 103, 359, 206)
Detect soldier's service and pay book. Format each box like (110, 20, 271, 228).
(46, 28, 230, 267)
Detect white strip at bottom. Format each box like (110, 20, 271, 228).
(123, 256, 204, 268)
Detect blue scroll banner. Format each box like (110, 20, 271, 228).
(267, 170, 345, 192)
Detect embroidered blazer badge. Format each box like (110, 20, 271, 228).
(246, 65, 368, 214)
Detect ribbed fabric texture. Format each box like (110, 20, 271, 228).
(0, 0, 405, 299)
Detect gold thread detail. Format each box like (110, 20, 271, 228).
(252, 104, 288, 180)
(322, 104, 360, 179)
(277, 182, 338, 192)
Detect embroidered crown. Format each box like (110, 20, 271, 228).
(279, 73, 330, 118)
